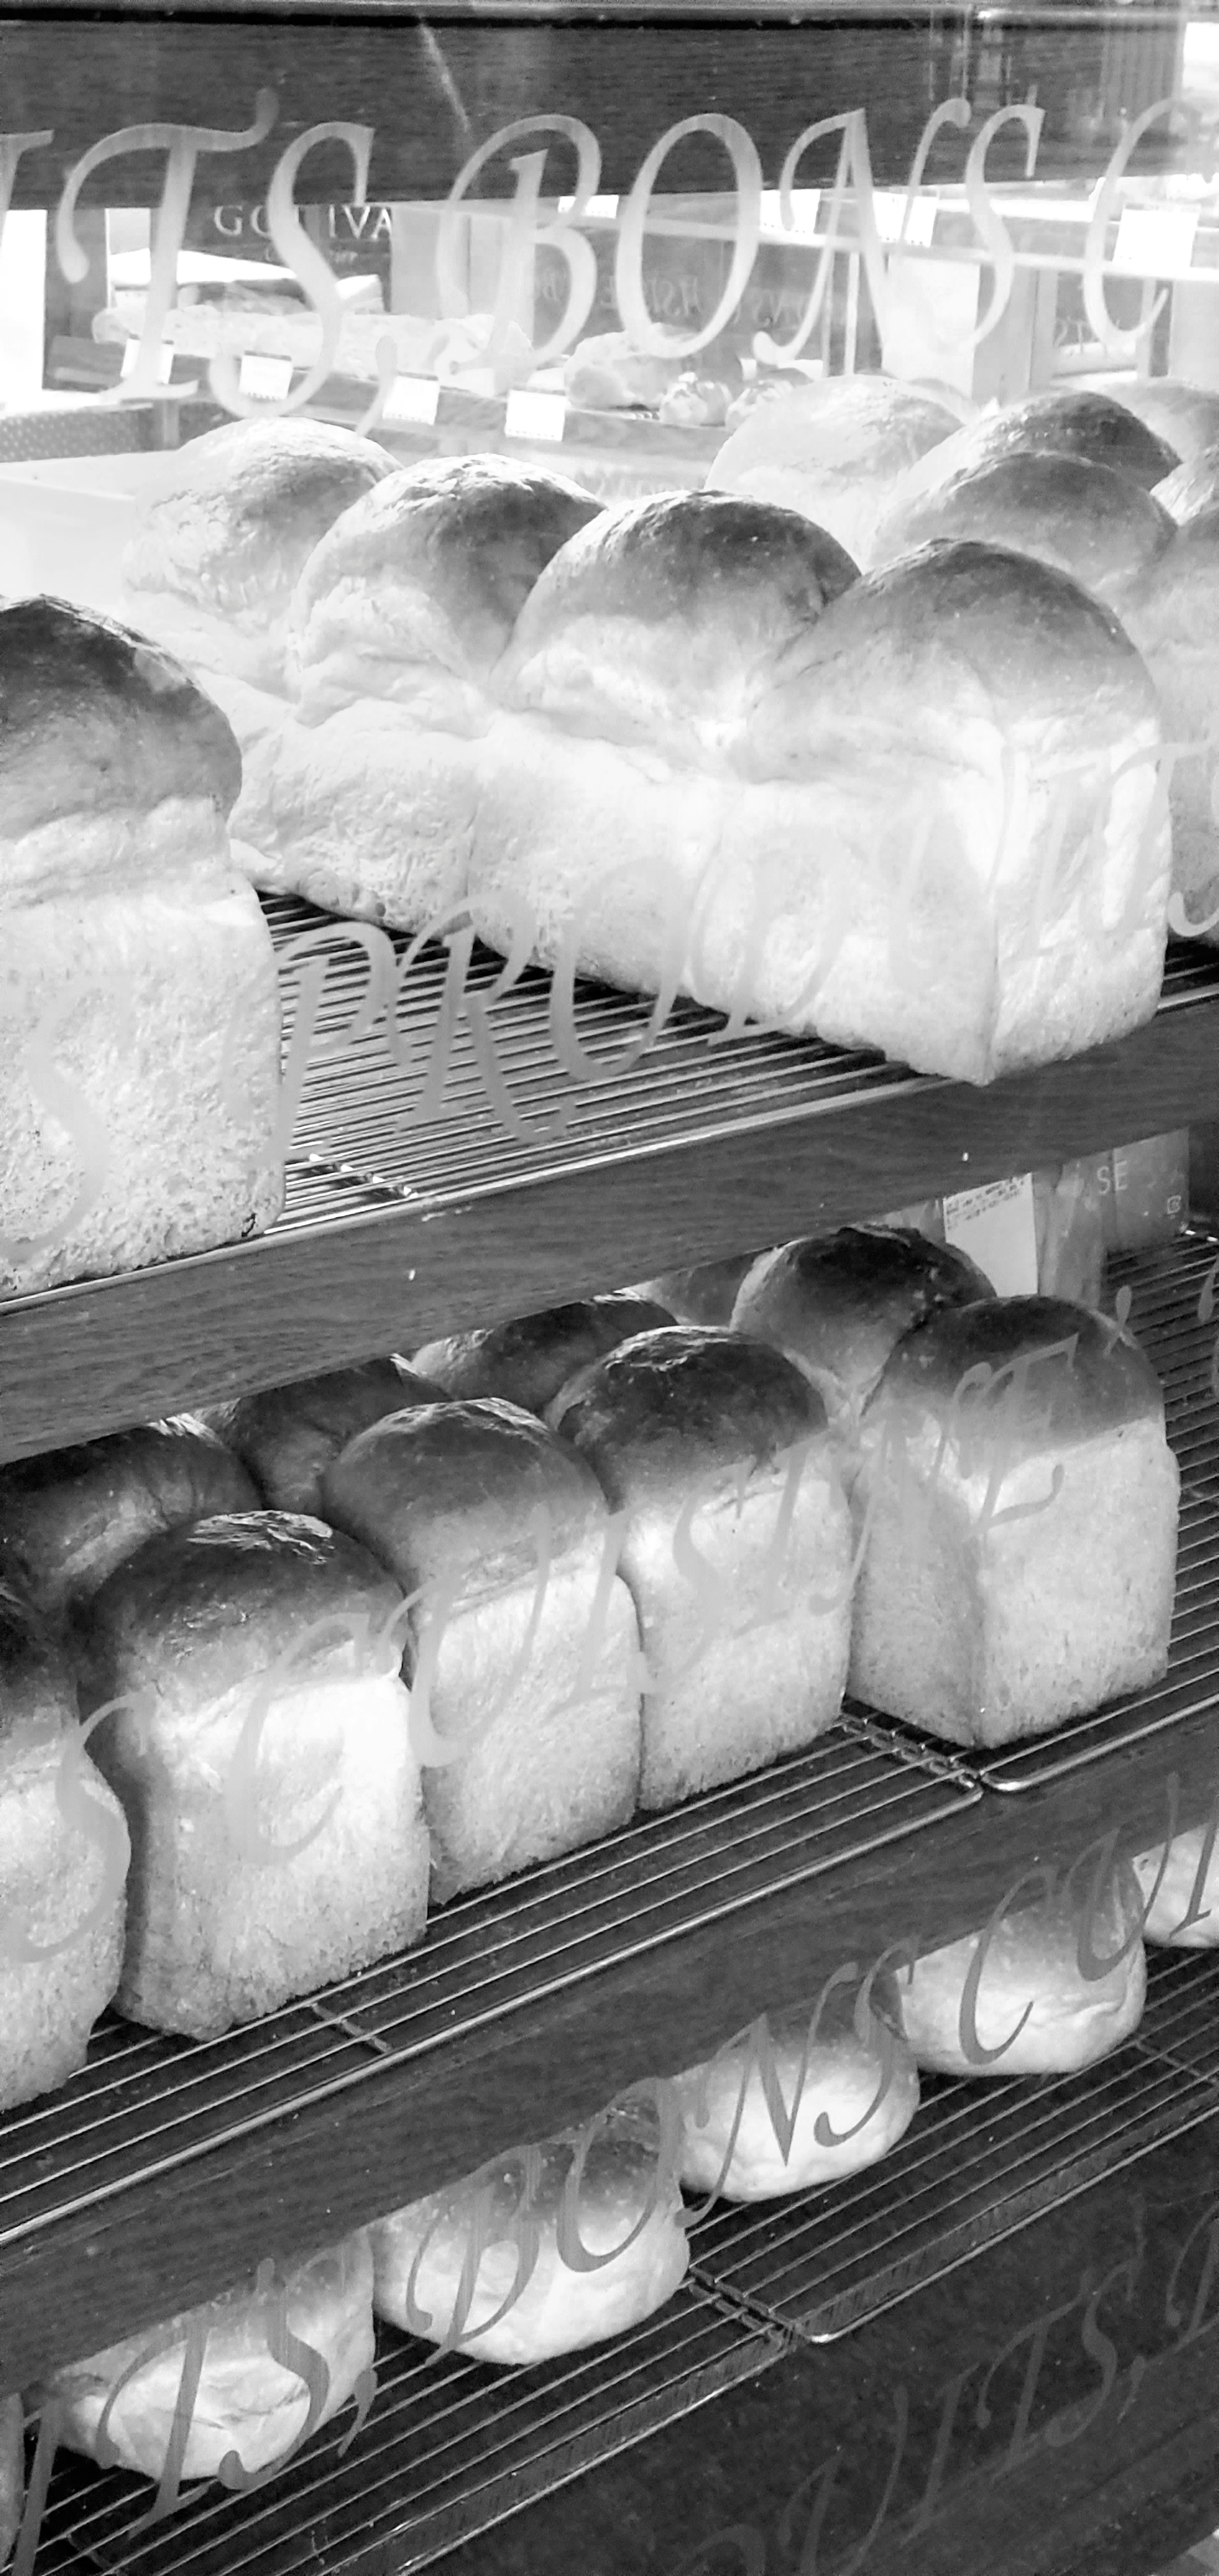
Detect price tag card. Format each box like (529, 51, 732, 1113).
(1113, 205, 1199, 279)
(383, 372, 441, 427)
(238, 352, 294, 402)
(121, 339, 175, 384)
(873, 191, 937, 248)
(761, 187, 822, 240)
(503, 387, 567, 444)
(943, 1173, 1039, 1297)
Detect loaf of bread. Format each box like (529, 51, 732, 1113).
(370, 2100, 688, 2363)
(1132, 1823, 1219, 1947)
(240, 456, 601, 929)
(732, 1226, 994, 1451)
(207, 1360, 443, 1517)
(1116, 377, 1219, 466)
(675, 1975, 919, 2200)
(121, 419, 395, 868)
(550, 1327, 853, 1809)
(470, 506, 1170, 1086)
(81, 1514, 427, 2039)
(121, 417, 392, 707)
(1123, 507, 1219, 941)
(849, 1297, 1179, 1747)
(892, 388, 1179, 515)
(0, 599, 283, 1293)
(870, 450, 1174, 610)
(0, 1421, 256, 1624)
(43, 2232, 374, 2481)
(0, 1579, 129, 2108)
(564, 331, 691, 412)
(901, 1865, 1147, 2075)
(323, 1401, 643, 1897)
(706, 375, 959, 561)
(413, 1294, 674, 1417)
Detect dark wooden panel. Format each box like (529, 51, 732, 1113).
(0, 1708, 1211, 2399)
(2, 996, 1216, 1463)
(435, 2120, 1219, 2576)
(0, 6, 1176, 203)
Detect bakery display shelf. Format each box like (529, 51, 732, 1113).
(0, 1729, 971, 2397)
(28, 2286, 783, 2576)
(686, 1947, 1219, 2346)
(21, 1965, 1219, 2576)
(4, 907, 1219, 1463)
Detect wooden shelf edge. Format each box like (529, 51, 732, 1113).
(2, 996, 1216, 1461)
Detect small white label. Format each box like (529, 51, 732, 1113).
(503, 387, 567, 444)
(238, 351, 294, 401)
(761, 187, 822, 240)
(1112, 205, 1199, 279)
(873, 190, 937, 249)
(383, 372, 441, 427)
(121, 338, 174, 384)
(943, 1173, 1039, 1297)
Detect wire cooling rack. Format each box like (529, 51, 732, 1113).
(0, 1728, 971, 2254)
(270, 906, 1219, 1229)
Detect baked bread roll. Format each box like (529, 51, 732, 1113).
(207, 1361, 443, 1517)
(563, 331, 690, 412)
(241, 456, 601, 929)
(121, 418, 394, 702)
(1132, 1824, 1219, 1947)
(894, 388, 1179, 513)
(0, 1421, 256, 1625)
(370, 2100, 688, 2363)
(1156, 445, 1219, 525)
(901, 1865, 1147, 2075)
(323, 1401, 643, 1897)
(471, 518, 1169, 1086)
(81, 1514, 427, 2040)
(870, 450, 1174, 610)
(1123, 507, 1219, 941)
(0, 599, 282, 1294)
(732, 1226, 994, 1452)
(413, 1294, 674, 1416)
(1116, 378, 1219, 466)
(550, 1327, 853, 1810)
(43, 2232, 374, 2482)
(675, 1974, 919, 2200)
(0, 2398, 21, 2568)
(0, 1579, 129, 2108)
(849, 1296, 1179, 1748)
(706, 376, 959, 561)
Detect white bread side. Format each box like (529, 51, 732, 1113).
(371, 2103, 688, 2364)
(82, 1515, 427, 2040)
(46, 2232, 375, 2481)
(849, 1299, 1179, 1747)
(901, 1869, 1148, 2076)
(322, 1400, 644, 1895)
(0, 1580, 129, 2110)
(551, 1329, 853, 1810)
(675, 1981, 919, 2200)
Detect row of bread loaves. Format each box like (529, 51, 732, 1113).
(763, 380, 1219, 942)
(116, 417, 1173, 1089)
(0, 1227, 1179, 2076)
